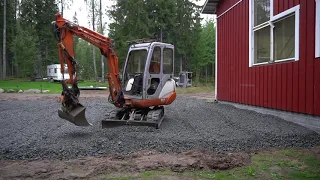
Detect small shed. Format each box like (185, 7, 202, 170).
(202, 0, 320, 116)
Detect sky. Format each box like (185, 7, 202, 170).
(62, 0, 214, 35)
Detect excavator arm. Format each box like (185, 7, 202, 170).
(53, 14, 124, 109)
(53, 14, 125, 126)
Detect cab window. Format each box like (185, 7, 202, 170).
(149, 46, 161, 74)
(126, 50, 148, 73)
(163, 48, 173, 74)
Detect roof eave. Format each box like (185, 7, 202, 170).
(201, 0, 220, 14)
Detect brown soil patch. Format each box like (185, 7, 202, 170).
(0, 150, 250, 180)
(0, 90, 109, 101)
(311, 146, 320, 160)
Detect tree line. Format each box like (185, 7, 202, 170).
(0, 0, 58, 79)
(0, 0, 215, 84)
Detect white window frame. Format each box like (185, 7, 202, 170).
(316, 0, 320, 58)
(249, 0, 300, 67)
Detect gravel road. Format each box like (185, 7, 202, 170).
(0, 95, 319, 160)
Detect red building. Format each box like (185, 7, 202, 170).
(202, 0, 320, 116)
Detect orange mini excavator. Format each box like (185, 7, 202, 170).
(53, 14, 176, 128)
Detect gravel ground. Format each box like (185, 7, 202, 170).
(0, 95, 319, 160)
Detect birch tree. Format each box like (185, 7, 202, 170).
(99, 0, 104, 82)
(84, 0, 98, 81)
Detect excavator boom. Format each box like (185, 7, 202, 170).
(54, 14, 124, 126)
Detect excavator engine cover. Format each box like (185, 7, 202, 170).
(58, 104, 92, 126)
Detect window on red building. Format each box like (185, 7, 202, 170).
(250, 0, 300, 66)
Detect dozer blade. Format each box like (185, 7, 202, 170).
(58, 104, 92, 126)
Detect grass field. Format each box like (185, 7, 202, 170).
(0, 79, 107, 94)
(0, 79, 214, 94)
(176, 86, 214, 94)
(107, 148, 320, 180)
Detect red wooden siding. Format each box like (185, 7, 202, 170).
(216, 0, 320, 116)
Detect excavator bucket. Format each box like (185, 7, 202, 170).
(58, 104, 92, 126)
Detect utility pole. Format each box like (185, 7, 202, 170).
(3, 0, 7, 79)
(61, 0, 64, 16)
(160, 28, 163, 42)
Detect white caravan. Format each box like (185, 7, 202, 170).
(47, 64, 70, 81)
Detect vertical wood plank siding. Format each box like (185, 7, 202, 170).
(216, 0, 320, 116)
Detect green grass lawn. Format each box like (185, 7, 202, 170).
(0, 79, 108, 94)
(176, 86, 214, 94)
(0, 79, 214, 94)
(106, 148, 320, 180)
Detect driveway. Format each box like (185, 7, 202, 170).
(0, 94, 319, 160)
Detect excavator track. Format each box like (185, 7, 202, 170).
(146, 107, 164, 129)
(102, 106, 165, 129)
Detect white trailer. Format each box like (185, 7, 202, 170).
(47, 64, 70, 81)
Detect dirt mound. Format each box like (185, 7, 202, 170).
(0, 150, 250, 180)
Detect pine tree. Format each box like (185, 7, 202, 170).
(10, 24, 38, 78)
(108, 0, 203, 74)
(0, 0, 21, 78)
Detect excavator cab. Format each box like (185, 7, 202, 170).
(122, 42, 176, 101)
(101, 42, 176, 128)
